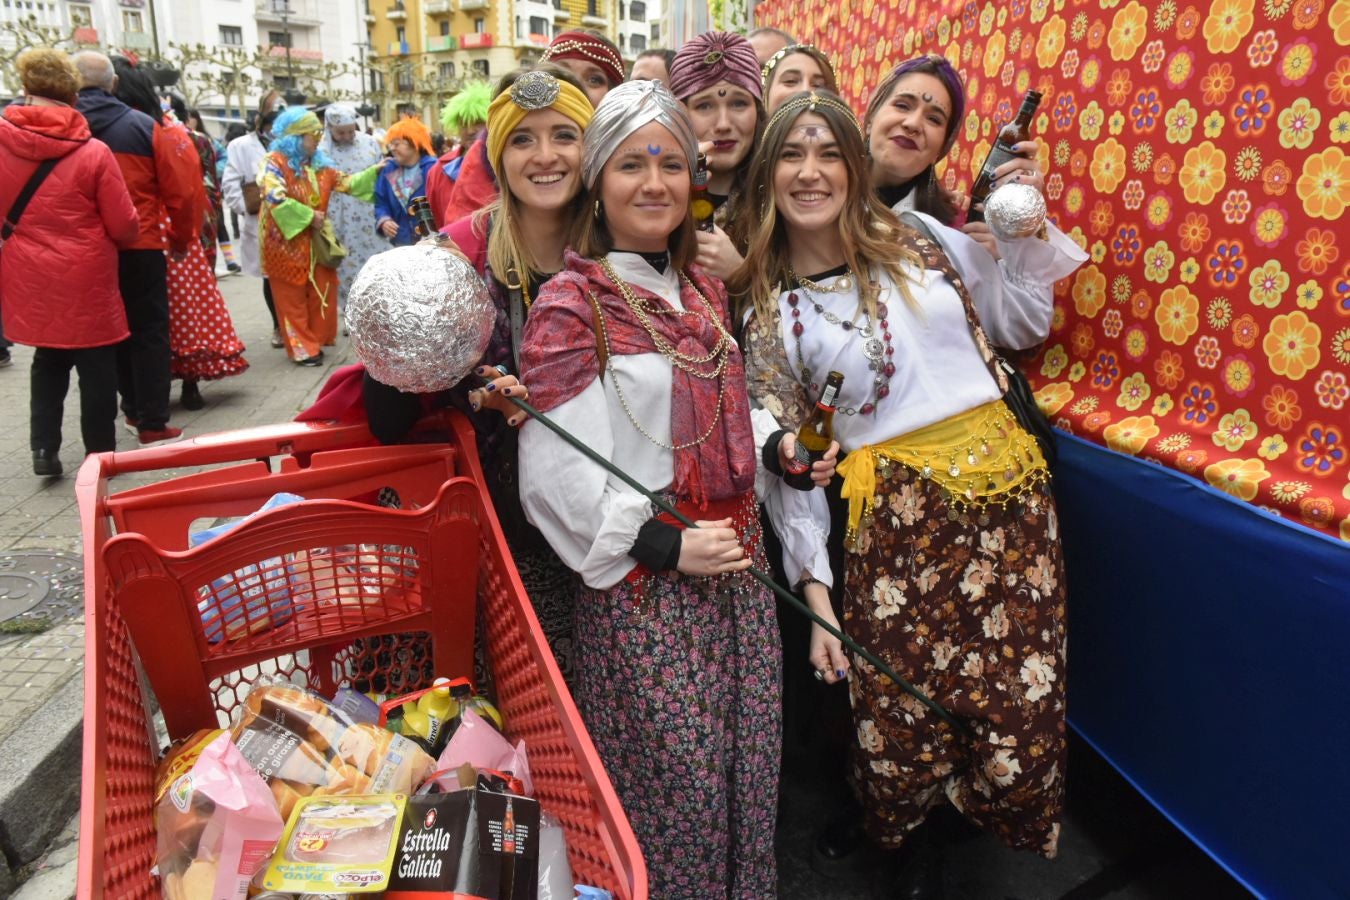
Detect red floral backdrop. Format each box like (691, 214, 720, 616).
(756, 0, 1350, 542)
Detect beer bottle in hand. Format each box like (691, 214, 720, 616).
(691, 154, 715, 233)
(785, 371, 844, 491)
(966, 89, 1042, 224)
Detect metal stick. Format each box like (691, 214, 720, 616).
(495, 388, 967, 735)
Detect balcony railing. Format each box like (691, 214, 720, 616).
(424, 0, 451, 12)
(426, 34, 456, 50)
(387, 40, 410, 54)
(552, 7, 570, 19)
(459, 31, 493, 48)
(524, 31, 550, 47)
(458, 0, 488, 10)
(386, 1, 407, 19)
(121, 31, 152, 49)
(267, 44, 324, 61)
(255, 0, 320, 25)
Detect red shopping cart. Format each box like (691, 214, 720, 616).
(74, 411, 646, 898)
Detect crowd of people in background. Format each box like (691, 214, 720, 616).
(0, 26, 1085, 899)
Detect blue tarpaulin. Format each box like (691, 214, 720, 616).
(1055, 433, 1350, 900)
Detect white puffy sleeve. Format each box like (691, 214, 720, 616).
(518, 378, 654, 591)
(912, 211, 1087, 350)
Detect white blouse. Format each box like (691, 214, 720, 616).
(519, 252, 779, 591)
(759, 211, 1086, 585)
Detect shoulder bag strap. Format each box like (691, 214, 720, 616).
(898, 210, 1009, 394)
(1, 157, 61, 245)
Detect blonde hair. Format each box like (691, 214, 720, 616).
(18, 48, 80, 104)
(727, 91, 922, 324)
(479, 64, 590, 285)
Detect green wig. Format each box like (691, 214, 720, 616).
(441, 81, 493, 134)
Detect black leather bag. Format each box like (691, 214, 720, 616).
(997, 355, 1057, 467)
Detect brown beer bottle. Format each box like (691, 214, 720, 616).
(966, 89, 1043, 224)
(785, 371, 844, 491)
(691, 153, 715, 232)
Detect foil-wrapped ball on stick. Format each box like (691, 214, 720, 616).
(983, 181, 1048, 240)
(344, 242, 495, 394)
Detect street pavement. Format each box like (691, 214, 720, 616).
(0, 267, 1252, 898)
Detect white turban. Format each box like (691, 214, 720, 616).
(324, 103, 359, 128)
(580, 80, 699, 189)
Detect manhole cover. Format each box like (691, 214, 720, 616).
(0, 552, 83, 625)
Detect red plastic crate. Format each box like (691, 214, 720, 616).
(74, 412, 646, 899)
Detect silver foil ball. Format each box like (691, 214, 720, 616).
(345, 243, 495, 394)
(984, 181, 1047, 240)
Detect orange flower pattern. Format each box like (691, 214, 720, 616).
(758, 0, 1350, 540)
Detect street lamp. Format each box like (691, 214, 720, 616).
(271, 0, 307, 105)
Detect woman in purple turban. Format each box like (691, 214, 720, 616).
(668, 31, 766, 282)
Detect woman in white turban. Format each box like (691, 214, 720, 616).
(516, 79, 825, 899)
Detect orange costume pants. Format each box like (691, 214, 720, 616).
(272, 266, 338, 361)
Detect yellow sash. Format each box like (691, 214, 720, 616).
(836, 399, 1048, 544)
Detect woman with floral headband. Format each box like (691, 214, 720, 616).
(731, 90, 1081, 894)
(761, 43, 838, 114)
(259, 106, 379, 365)
(667, 30, 765, 282)
(517, 79, 821, 898)
(363, 64, 594, 681)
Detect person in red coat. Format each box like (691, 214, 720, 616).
(0, 49, 139, 476)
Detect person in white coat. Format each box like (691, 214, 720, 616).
(222, 91, 283, 348)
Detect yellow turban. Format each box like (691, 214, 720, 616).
(486, 69, 593, 172)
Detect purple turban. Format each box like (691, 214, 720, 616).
(668, 31, 763, 102)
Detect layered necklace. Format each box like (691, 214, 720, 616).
(785, 264, 896, 417)
(596, 256, 732, 450)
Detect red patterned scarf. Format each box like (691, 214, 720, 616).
(522, 251, 756, 507)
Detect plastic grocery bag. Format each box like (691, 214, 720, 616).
(154, 731, 284, 900)
(189, 492, 308, 643)
(430, 707, 534, 797)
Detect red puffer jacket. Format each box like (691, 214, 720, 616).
(0, 103, 139, 349)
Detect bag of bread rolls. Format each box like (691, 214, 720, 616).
(230, 682, 436, 821)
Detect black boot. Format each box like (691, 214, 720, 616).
(811, 794, 877, 875)
(33, 448, 62, 477)
(873, 822, 944, 900)
(180, 380, 205, 410)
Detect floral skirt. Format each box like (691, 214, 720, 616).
(572, 494, 781, 899)
(844, 461, 1067, 857)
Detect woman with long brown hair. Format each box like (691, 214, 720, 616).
(732, 90, 1081, 894)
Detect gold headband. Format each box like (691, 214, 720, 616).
(764, 90, 862, 139)
(486, 70, 594, 170)
(761, 43, 831, 90)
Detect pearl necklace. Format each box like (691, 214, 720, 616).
(785, 268, 896, 416)
(595, 257, 730, 451)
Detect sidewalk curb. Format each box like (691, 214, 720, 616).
(0, 672, 83, 881)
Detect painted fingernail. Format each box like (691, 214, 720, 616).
(484, 383, 496, 392)
(502, 388, 511, 396)
(470, 400, 480, 411)
(837, 669, 847, 679)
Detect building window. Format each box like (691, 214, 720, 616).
(219, 25, 243, 45)
(396, 25, 405, 42)
(630, 33, 646, 51)
(528, 15, 547, 33)
(273, 75, 296, 89)
(515, 15, 522, 38)
(268, 30, 291, 46)
(439, 61, 456, 80)
(586, 0, 598, 16)
(440, 20, 449, 35)
(629, 0, 645, 21)
(618, 1, 624, 18)
(69, 4, 92, 27)
(397, 70, 413, 91)
(649, 22, 659, 41)
(473, 17, 485, 32)
(472, 58, 489, 77)
(121, 10, 143, 32)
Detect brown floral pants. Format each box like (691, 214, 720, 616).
(844, 463, 1068, 857)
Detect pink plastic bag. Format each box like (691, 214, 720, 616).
(429, 708, 534, 796)
(155, 732, 285, 900)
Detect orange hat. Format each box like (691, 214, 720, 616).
(383, 117, 434, 156)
